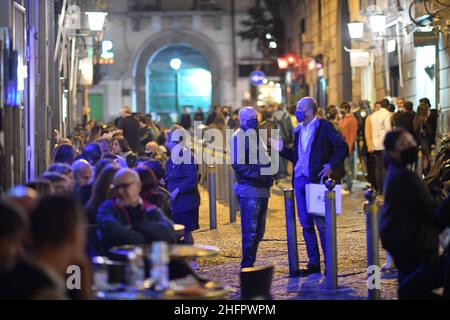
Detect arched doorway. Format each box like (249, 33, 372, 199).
(132, 29, 222, 126)
(146, 44, 212, 127)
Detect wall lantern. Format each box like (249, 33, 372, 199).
(348, 21, 364, 39)
(369, 14, 387, 33)
(85, 11, 108, 31)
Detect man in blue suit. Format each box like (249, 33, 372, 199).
(273, 97, 348, 276)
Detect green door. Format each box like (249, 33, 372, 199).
(147, 44, 212, 127)
(88, 94, 104, 122)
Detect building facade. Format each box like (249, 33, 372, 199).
(281, 0, 449, 135)
(91, 0, 276, 125)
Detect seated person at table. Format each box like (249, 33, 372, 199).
(0, 196, 90, 300)
(71, 159, 93, 198)
(135, 166, 173, 221)
(96, 168, 176, 249)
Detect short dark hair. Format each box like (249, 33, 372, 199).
(384, 128, 407, 152)
(0, 200, 27, 238)
(30, 196, 85, 248)
(83, 142, 103, 166)
(339, 102, 351, 112)
(53, 144, 76, 165)
(405, 101, 414, 112)
(381, 99, 390, 109)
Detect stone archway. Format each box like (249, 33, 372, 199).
(132, 29, 221, 114)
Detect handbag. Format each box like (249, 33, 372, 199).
(305, 177, 342, 217)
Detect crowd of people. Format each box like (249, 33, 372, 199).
(0, 96, 448, 300)
(0, 106, 202, 299)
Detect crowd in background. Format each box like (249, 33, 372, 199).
(0, 95, 448, 299)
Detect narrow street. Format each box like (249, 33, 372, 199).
(195, 180, 398, 300)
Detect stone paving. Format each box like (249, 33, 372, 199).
(193, 179, 399, 300)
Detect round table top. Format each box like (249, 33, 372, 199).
(109, 244, 220, 260)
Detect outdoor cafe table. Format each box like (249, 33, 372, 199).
(109, 244, 220, 260)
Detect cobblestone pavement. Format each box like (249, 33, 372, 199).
(193, 179, 398, 300)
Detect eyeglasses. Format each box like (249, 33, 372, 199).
(112, 181, 136, 191)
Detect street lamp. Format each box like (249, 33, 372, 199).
(170, 58, 182, 70)
(85, 11, 108, 31)
(348, 21, 364, 39)
(369, 14, 387, 33)
(277, 57, 289, 70)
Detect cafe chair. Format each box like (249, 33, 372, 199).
(240, 265, 274, 300)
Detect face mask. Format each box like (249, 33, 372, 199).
(340, 111, 346, 117)
(146, 151, 155, 158)
(246, 118, 259, 130)
(296, 110, 306, 123)
(400, 146, 418, 165)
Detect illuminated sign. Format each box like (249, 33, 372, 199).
(17, 54, 28, 92)
(350, 51, 370, 67)
(99, 40, 114, 64)
(250, 70, 266, 86)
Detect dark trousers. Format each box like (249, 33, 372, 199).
(398, 250, 450, 300)
(366, 152, 377, 191)
(276, 156, 289, 179)
(373, 151, 385, 194)
(391, 249, 439, 299)
(294, 176, 326, 269)
(238, 196, 269, 268)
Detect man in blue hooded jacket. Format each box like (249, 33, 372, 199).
(231, 106, 274, 268)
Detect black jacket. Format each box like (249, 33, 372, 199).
(280, 118, 349, 185)
(393, 111, 415, 137)
(165, 149, 200, 213)
(231, 128, 274, 189)
(97, 199, 176, 249)
(380, 163, 440, 255)
(0, 256, 67, 300)
(117, 116, 140, 152)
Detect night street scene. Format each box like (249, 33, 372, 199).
(1, 0, 450, 310)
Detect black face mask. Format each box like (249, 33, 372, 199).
(400, 146, 418, 165)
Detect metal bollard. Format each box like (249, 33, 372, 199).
(208, 165, 217, 229)
(416, 146, 423, 178)
(365, 188, 380, 300)
(218, 163, 225, 202)
(324, 179, 338, 289)
(229, 167, 237, 223)
(224, 159, 230, 204)
(283, 189, 299, 277)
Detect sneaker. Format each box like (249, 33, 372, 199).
(341, 189, 350, 196)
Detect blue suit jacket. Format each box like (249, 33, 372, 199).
(280, 118, 349, 185)
(165, 149, 201, 213)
